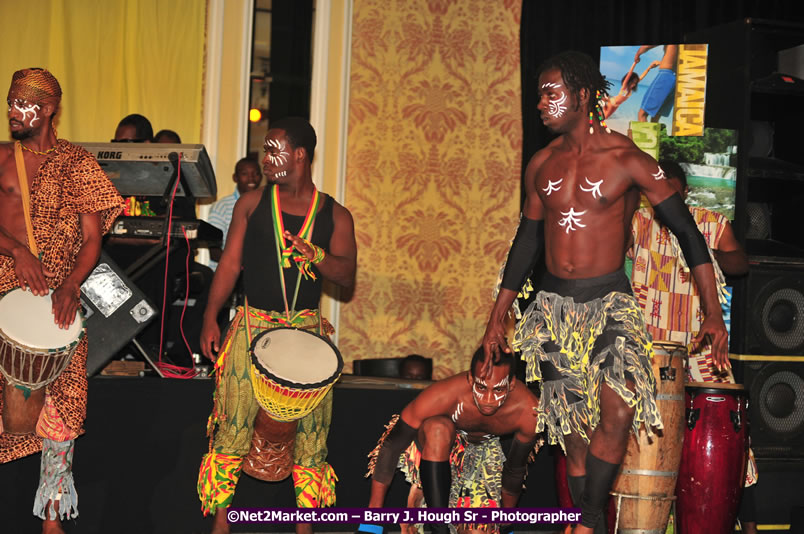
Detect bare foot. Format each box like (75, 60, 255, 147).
(295, 522, 313, 534)
(211, 508, 231, 534)
(42, 500, 65, 534)
(42, 518, 65, 534)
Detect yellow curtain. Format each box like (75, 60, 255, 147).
(0, 0, 205, 144)
(339, 0, 523, 379)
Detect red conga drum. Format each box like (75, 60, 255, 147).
(608, 341, 686, 533)
(675, 382, 749, 534)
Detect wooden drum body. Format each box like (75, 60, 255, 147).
(0, 289, 82, 435)
(675, 382, 749, 534)
(609, 341, 687, 534)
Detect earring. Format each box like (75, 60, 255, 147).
(588, 110, 595, 135)
(593, 91, 611, 134)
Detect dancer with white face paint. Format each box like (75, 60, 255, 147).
(1, 68, 125, 534)
(482, 51, 728, 534)
(199, 117, 357, 534)
(362, 348, 540, 534)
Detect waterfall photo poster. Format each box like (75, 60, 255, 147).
(628, 126, 738, 220)
(600, 44, 708, 137)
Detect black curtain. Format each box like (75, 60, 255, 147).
(519, 0, 804, 188)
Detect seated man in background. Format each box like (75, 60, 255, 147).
(361, 348, 541, 534)
(112, 113, 153, 143)
(154, 129, 181, 143)
(206, 157, 262, 270)
(400, 354, 432, 381)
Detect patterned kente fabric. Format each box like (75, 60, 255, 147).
(0, 139, 124, 463)
(631, 206, 730, 381)
(630, 205, 757, 486)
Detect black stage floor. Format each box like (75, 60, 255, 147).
(1, 376, 802, 534)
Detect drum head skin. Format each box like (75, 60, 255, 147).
(251, 327, 343, 388)
(0, 289, 82, 349)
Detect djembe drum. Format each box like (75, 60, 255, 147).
(608, 341, 687, 533)
(0, 289, 83, 434)
(244, 326, 342, 481)
(675, 382, 749, 534)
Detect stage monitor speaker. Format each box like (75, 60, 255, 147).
(80, 250, 157, 376)
(731, 262, 804, 355)
(734, 360, 804, 458)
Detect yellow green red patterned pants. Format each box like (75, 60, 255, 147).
(197, 306, 336, 515)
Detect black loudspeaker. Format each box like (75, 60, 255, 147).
(731, 262, 804, 355)
(80, 250, 157, 376)
(734, 359, 804, 458)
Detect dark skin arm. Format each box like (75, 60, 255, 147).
(199, 189, 260, 359)
(626, 150, 730, 369)
(713, 221, 749, 276)
(500, 403, 540, 507)
(0, 226, 54, 296)
(51, 212, 102, 329)
(481, 150, 548, 377)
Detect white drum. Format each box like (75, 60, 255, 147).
(0, 289, 83, 390)
(249, 327, 342, 422)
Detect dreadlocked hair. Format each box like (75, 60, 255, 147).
(538, 51, 612, 113)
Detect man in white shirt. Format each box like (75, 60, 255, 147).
(206, 157, 262, 269)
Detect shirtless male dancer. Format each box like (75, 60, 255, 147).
(481, 51, 728, 533)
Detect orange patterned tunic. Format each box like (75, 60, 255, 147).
(0, 139, 124, 463)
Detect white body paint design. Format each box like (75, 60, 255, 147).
(491, 376, 510, 404)
(652, 167, 667, 181)
(451, 402, 464, 423)
(265, 138, 290, 166)
(579, 177, 603, 199)
(547, 92, 567, 118)
(13, 102, 41, 127)
(542, 178, 563, 196)
(558, 207, 587, 233)
(274, 170, 288, 178)
(472, 382, 484, 403)
(493, 377, 509, 388)
(541, 82, 568, 118)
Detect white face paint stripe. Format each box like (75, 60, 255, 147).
(547, 91, 568, 118)
(542, 178, 563, 196)
(13, 102, 41, 127)
(579, 177, 604, 199)
(652, 167, 667, 181)
(266, 138, 291, 166)
(541, 82, 562, 89)
(558, 207, 587, 233)
(493, 376, 509, 388)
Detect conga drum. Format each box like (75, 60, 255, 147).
(0, 289, 83, 434)
(609, 341, 686, 533)
(675, 382, 748, 534)
(244, 326, 343, 481)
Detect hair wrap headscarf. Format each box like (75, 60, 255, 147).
(8, 68, 62, 103)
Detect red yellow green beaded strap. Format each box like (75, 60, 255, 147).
(271, 185, 320, 268)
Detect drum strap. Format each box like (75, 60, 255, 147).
(270, 185, 321, 320)
(13, 141, 39, 257)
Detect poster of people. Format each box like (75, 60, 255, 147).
(599, 44, 708, 137)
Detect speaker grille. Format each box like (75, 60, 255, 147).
(744, 362, 804, 458)
(746, 202, 772, 240)
(755, 283, 804, 353)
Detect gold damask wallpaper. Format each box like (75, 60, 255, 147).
(338, 0, 523, 379)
